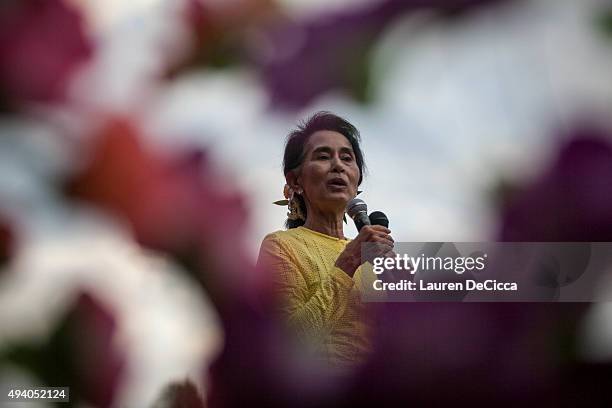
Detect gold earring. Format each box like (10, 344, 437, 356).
(288, 189, 305, 221)
(274, 184, 305, 221)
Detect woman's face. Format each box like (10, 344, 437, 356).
(292, 130, 360, 213)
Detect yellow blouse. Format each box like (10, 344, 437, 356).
(257, 226, 376, 367)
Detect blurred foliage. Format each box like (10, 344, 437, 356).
(153, 380, 206, 408)
(1, 293, 124, 408)
(166, 0, 282, 75)
(597, 8, 612, 39)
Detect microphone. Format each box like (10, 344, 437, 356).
(346, 198, 371, 231)
(369, 211, 389, 228)
(367, 210, 399, 283)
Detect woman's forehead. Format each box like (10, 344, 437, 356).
(305, 130, 353, 151)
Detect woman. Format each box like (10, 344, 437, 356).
(258, 112, 394, 368)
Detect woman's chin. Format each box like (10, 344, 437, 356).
(322, 192, 352, 205)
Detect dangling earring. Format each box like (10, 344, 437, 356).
(274, 184, 305, 221)
(287, 188, 305, 221)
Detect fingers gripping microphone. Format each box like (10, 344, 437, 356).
(347, 198, 371, 231)
(369, 211, 389, 228)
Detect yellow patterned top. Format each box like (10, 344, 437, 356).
(257, 226, 377, 368)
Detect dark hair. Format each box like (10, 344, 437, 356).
(283, 111, 366, 229)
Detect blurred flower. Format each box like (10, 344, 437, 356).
(344, 302, 590, 406)
(63, 118, 251, 300)
(491, 129, 612, 405)
(64, 119, 235, 252)
(499, 127, 612, 241)
(64, 119, 178, 251)
(207, 297, 356, 408)
(0, 0, 93, 109)
(1, 291, 125, 408)
(175, 0, 511, 110)
(253, 0, 511, 110)
(66, 292, 125, 407)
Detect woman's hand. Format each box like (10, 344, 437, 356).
(335, 225, 394, 277)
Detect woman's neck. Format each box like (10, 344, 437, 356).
(303, 212, 345, 239)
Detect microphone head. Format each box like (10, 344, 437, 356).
(369, 211, 389, 228)
(346, 198, 368, 219)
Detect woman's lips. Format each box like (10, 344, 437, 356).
(327, 178, 348, 190)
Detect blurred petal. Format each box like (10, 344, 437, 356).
(1, 291, 125, 408)
(0, 0, 93, 108)
(499, 126, 612, 241)
(255, 0, 512, 110)
(63, 118, 253, 301)
(346, 302, 589, 405)
(68, 292, 125, 408)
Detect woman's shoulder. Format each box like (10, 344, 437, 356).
(261, 227, 305, 245)
(263, 226, 351, 244)
(258, 228, 307, 263)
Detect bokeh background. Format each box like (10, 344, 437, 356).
(1, 0, 612, 406)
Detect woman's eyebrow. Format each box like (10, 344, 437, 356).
(311, 146, 333, 154)
(311, 146, 354, 154)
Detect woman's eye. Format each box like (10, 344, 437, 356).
(317, 154, 330, 160)
(342, 155, 353, 161)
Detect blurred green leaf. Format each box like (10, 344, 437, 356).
(596, 9, 612, 38)
(1, 317, 76, 407)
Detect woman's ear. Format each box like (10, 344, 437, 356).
(286, 172, 301, 193)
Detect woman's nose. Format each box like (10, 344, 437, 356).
(331, 155, 345, 172)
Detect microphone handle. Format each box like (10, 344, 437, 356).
(354, 212, 371, 231)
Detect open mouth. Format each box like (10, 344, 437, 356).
(327, 178, 348, 188)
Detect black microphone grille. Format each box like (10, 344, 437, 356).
(369, 211, 389, 228)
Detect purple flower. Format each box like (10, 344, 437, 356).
(176, 0, 511, 109)
(499, 127, 612, 241)
(343, 302, 588, 405)
(255, 0, 511, 110)
(67, 292, 126, 408)
(0, 0, 93, 107)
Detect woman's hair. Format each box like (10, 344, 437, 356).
(283, 111, 366, 229)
